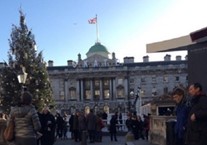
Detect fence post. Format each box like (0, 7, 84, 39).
(166, 119, 176, 145)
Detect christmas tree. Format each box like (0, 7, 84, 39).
(0, 10, 54, 113)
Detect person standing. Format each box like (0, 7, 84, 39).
(40, 107, 56, 145)
(185, 83, 207, 145)
(10, 91, 41, 145)
(144, 114, 151, 140)
(109, 115, 118, 141)
(55, 112, 64, 139)
(0, 112, 7, 145)
(86, 109, 97, 143)
(172, 87, 190, 145)
(78, 111, 87, 142)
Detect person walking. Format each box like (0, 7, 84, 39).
(9, 91, 41, 145)
(185, 83, 207, 145)
(172, 87, 190, 145)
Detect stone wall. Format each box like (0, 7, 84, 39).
(149, 115, 176, 145)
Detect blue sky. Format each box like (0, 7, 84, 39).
(0, 0, 207, 66)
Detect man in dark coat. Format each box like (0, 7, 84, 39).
(40, 107, 56, 145)
(185, 83, 207, 145)
(86, 109, 97, 143)
(172, 87, 190, 145)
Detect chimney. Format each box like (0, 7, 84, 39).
(78, 53, 82, 63)
(164, 54, 171, 61)
(112, 52, 116, 60)
(124, 57, 134, 63)
(67, 60, 73, 66)
(48, 60, 53, 67)
(143, 55, 149, 62)
(176, 55, 182, 61)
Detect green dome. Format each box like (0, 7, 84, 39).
(86, 42, 109, 55)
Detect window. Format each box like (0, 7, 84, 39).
(94, 80, 100, 87)
(152, 87, 157, 96)
(141, 77, 145, 82)
(103, 79, 110, 87)
(104, 90, 110, 99)
(94, 90, 100, 100)
(129, 78, 134, 84)
(59, 91, 64, 100)
(163, 76, 168, 83)
(164, 87, 168, 94)
(84, 80, 90, 89)
(152, 76, 156, 83)
(175, 76, 180, 82)
(69, 88, 76, 100)
(85, 90, 91, 100)
(117, 85, 124, 98)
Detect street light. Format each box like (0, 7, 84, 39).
(17, 66, 27, 92)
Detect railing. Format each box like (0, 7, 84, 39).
(102, 118, 128, 132)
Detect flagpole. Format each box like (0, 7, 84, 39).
(96, 14, 99, 43)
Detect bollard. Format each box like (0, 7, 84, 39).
(166, 119, 176, 145)
(81, 130, 87, 145)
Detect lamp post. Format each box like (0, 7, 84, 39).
(136, 87, 143, 115)
(129, 91, 134, 112)
(17, 66, 28, 92)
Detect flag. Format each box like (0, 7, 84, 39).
(88, 17, 97, 24)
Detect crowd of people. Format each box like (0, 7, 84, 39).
(0, 82, 207, 145)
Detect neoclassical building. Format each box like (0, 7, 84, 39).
(47, 42, 188, 114)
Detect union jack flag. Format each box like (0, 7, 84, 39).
(88, 17, 97, 24)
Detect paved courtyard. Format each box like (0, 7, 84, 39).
(54, 135, 156, 145)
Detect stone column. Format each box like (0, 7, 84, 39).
(100, 79, 103, 100)
(80, 79, 84, 101)
(90, 79, 94, 101)
(124, 77, 129, 99)
(64, 79, 68, 103)
(76, 79, 80, 101)
(112, 78, 116, 100)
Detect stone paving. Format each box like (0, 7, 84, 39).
(54, 136, 156, 145)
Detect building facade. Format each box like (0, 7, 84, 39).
(47, 42, 188, 114)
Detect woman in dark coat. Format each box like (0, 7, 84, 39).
(109, 115, 118, 141)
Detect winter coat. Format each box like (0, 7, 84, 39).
(86, 112, 96, 130)
(185, 94, 207, 145)
(10, 105, 41, 138)
(109, 116, 117, 133)
(174, 101, 190, 139)
(78, 114, 87, 131)
(40, 112, 56, 145)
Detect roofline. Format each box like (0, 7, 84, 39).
(146, 35, 194, 53)
(146, 26, 207, 53)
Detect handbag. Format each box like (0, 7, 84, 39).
(3, 117, 15, 141)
